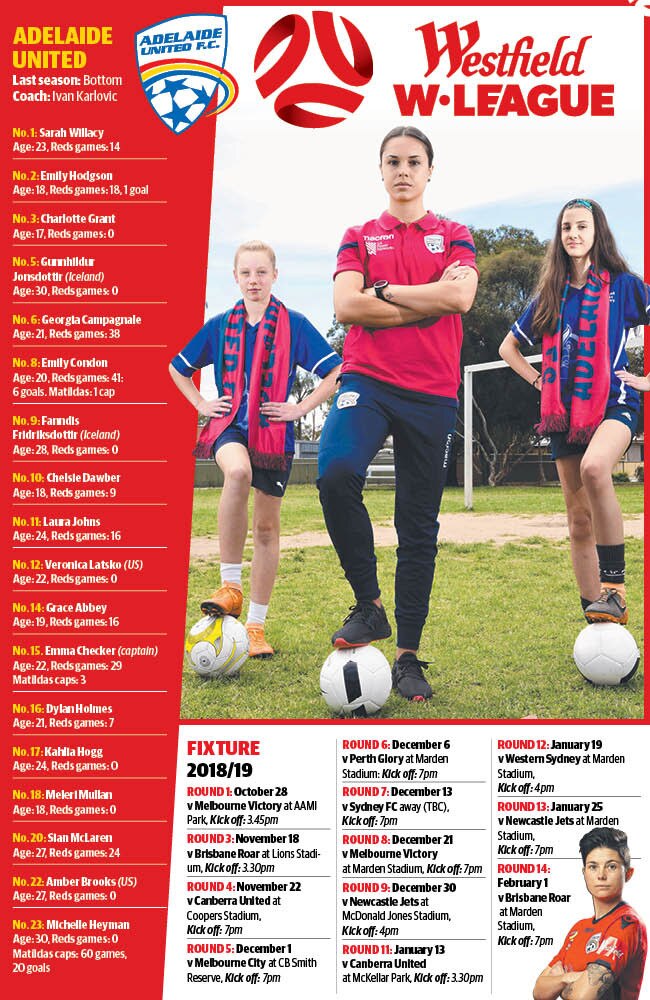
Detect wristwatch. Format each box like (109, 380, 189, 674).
(373, 280, 390, 301)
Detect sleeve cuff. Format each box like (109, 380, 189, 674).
(170, 353, 198, 377)
(311, 351, 341, 377)
(512, 321, 534, 347)
(333, 263, 365, 280)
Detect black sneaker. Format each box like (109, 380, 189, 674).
(331, 603, 392, 648)
(585, 588, 628, 625)
(392, 653, 432, 702)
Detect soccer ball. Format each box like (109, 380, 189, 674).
(320, 646, 392, 716)
(185, 614, 249, 678)
(573, 624, 640, 686)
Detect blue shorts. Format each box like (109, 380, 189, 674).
(214, 426, 293, 498)
(551, 404, 638, 461)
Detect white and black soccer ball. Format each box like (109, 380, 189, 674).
(185, 614, 249, 678)
(320, 646, 392, 716)
(573, 623, 640, 686)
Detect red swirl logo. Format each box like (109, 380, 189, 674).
(254, 11, 373, 128)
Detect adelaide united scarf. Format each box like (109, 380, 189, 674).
(194, 296, 291, 469)
(536, 268, 611, 444)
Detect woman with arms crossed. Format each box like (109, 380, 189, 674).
(500, 199, 648, 625)
(533, 827, 646, 1000)
(318, 126, 478, 703)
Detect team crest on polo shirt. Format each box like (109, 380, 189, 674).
(424, 234, 444, 254)
(585, 933, 602, 954)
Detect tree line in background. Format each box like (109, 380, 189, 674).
(461, 225, 547, 485)
(294, 225, 643, 485)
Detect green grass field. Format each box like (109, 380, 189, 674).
(182, 484, 644, 722)
(191, 483, 644, 537)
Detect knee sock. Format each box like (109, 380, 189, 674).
(595, 544, 625, 587)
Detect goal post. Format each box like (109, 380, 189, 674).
(463, 355, 542, 510)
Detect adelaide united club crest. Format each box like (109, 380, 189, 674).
(135, 14, 238, 134)
(424, 234, 444, 254)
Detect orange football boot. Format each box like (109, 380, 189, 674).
(245, 623, 274, 658)
(200, 584, 243, 619)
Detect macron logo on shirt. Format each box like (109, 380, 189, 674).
(363, 233, 394, 256)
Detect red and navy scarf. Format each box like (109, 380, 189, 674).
(194, 295, 291, 469)
(536, 268, 611, 444)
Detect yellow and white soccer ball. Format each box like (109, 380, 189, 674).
(185, 614, 249, 678)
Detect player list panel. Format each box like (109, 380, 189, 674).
(6, 14, 215, 1000)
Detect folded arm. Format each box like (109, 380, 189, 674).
(334, 271, 425, 328)
(533, 961, 617, 1000)
(380, 261, 478, 316)
(558, 963, 617, 1000)
(334, 263, 477, 329)
(533, 963, 581, 1000)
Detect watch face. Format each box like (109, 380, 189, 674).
(374, 280, 388, 289)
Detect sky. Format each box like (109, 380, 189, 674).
(200, 5, 644, 338)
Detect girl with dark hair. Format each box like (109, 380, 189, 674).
(500, 199, 649, 625)
(317, 126, 478, 702)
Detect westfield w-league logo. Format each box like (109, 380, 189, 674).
(254, 11, 373, 128)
